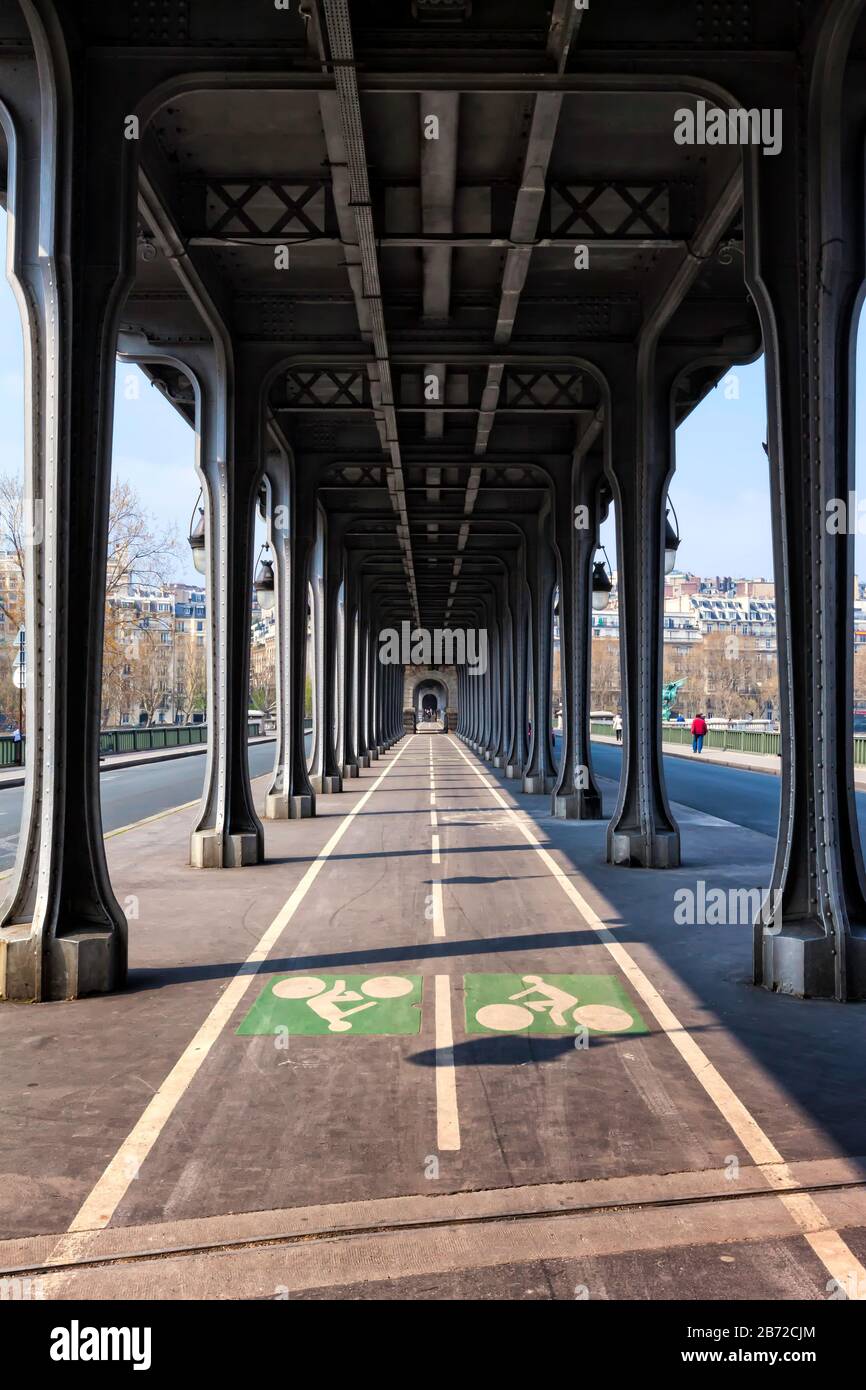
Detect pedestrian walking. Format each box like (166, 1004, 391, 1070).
(613, 712, 622, 743)
(691, 711, 708, 754)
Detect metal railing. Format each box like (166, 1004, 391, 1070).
(590, 721, 866, 766)
(0, 722, 269, 767)
(99, 724, 210, 755)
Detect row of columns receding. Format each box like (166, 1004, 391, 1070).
(1, 0, 866, 1002)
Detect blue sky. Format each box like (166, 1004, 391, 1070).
(1, 207, 864, 585)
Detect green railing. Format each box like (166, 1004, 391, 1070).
(591, 723, 866, 766)
(98, 724, 209, 755)
(0, 737, 24, 766)
(591, 721, 783, 756)
(0, 722, 272, 767)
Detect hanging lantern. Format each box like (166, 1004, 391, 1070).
(664, 504, 681, 576)
(591, 559, 613, 612)
(188, 498, 206, 576)
(254, 545, 276, 611)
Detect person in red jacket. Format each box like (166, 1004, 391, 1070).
(691, 712, 708, 754)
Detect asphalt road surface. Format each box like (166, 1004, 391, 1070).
(0, 735, 864, 873)
(567, 735, 866, 845)
(0, 741, 282, 872)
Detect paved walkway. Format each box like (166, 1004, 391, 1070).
(1, 734, 865, 1300)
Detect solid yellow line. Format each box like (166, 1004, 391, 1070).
(0, 798, 201, 883)
(434, 975, 460, 1151)
(447, 735, 866, 1298)
(104, 800, 199, 839)
(44, 737, 414, 1267)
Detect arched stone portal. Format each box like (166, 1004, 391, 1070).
(403, 666, 458, 732)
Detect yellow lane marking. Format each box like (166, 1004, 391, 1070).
(44, 738, 414, 1267)
(448, 736, 866, 1298)
(435, 975, 461, 1151)
(431, 881, 446, 940)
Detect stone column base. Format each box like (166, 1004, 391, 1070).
(190, 828, 262, 868)
(522, 773, 547, 795)
(607, 827, 680, 869)
(552, 790, 603, 820)
(358, 752, 371, 767)
(504, 764, 522, 779)
(756, 926, 866, 1000)
(342, 763, 360, 779)
(321, 774, 343, 794)
(493, 755, 504, 768)
(1, 925, 124, 1001)
(265, 792, 316, 820)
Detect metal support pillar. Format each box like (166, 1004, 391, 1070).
(604, 350, 680, 868)
(552, 452, 605, 819)
(504, 556, 528, 779)
(744, 13, 866, 997)
(317, 515, 344, 794)
(523, 517, 557, 795)
(341, 560, 360, 779)
(308, 514, 326, 790)
(183, 344, 264, 869)
(265, 447, 316, 820)
(0, 25, 130, 997)
(356, 607, 371, 767)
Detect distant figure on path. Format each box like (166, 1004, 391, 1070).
(613, 712, 622, 743)
(691, 712, 708, 754)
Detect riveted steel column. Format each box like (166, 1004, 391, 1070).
(0, 23, 131, 997)
(505, 548, 528, 779)
(605, 348, 680, 868)
(182, 343, 264, 869)
(265, 448, 316, 820)
(523, 514, 557, 795)
(552, 452, 605, 819)
(356, 605, 371, 767)
(743, 7, 866, 998)
(341, 557, 360, 778)
(318, 515, 344, 794)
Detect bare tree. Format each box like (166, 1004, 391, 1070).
(105, 480, 179, 598)
(127, 624, 173, 726)
(590, 639, 620, 711)
(174, 641, 207, 724)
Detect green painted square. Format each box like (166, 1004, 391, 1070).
(237, 973, 423, 1037)
(464, 973, 647, 1036)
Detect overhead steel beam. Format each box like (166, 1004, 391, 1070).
(445, 0, 576, 621)
(317, 0, 420, 625)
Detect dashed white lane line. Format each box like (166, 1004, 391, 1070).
(43, 736, 415, 1270)
(431, 881, 446, 939)
(447, 735, 866, 1298)
(428, 749, 446, 940)
(434, 975, 461, 1151)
